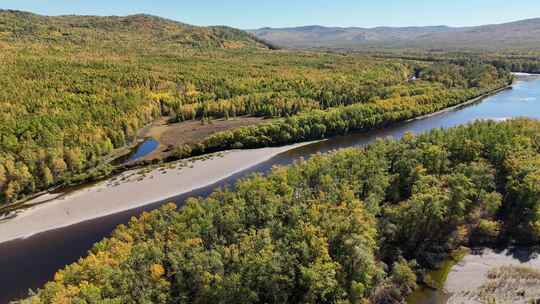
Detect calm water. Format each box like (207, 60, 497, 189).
(128, 138, 160, 162)
(1, 76, 540, 303)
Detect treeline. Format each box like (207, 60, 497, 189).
(488, 57, 540, 74)
(167, 63, 503, 122)
(18, 119, 540, 304)
(372, 50, 540, 74)
(159, 62, 412, 122)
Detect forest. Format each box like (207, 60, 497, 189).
(16, 118, 540, 304)
(0, 11, 513, 205)
(183, 68, 509, 158)
(369, 50, 540, 74)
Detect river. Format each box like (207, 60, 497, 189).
(1, 75, 540, 303)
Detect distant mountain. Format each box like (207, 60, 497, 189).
(0, 10, 268, 49)
(249, 18, 540, 50)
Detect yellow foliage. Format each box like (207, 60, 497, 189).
(150, 263, 166, 279)
(51, 285, 80, 304)
(54, 272, 64, 282)
(184, 237, 203, 247)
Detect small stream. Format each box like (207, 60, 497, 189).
(1, 75, 540, 303)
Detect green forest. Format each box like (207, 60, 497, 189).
(17, 119, 540, 304)
(0, 11, 513, 205)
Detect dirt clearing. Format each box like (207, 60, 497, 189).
(139, 116, 269, 160)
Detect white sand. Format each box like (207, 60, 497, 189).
(446, 248, 540, 295)
(0, 143, 312, 244)
(513, 72, 540, 77)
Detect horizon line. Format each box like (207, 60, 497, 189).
(1, 8, 539, 30)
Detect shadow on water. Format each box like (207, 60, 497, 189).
(492, 246, 540, 263)
(2, 76, 540, 303)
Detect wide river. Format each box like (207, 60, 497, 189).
(2, 75, 540, 303)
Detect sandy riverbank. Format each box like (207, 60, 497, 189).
(513, 72, 540, 77)
(446, 248, 540, 303)
(0, 143, 313, 244)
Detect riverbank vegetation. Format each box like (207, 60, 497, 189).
(183, 72, 509, 158)
(16, 119, 540, 304)
(0, 11, 513, 205)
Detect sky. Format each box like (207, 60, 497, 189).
(2, 0, 540, 29)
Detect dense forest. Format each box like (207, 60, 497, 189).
(182, 66, 509, 158)
(0, 11, 512, 206)
(369, 50, 540, 74)
(16, 119, 540, 304)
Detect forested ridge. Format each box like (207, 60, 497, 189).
(0, 10, 267, 48)
(0, 11, 512, 206)
(17, 119, 540, 304)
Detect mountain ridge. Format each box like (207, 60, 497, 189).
(249, 18, 540, 50)
(0, 9, 269, 49)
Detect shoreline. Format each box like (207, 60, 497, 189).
(445, 248, 540, 303)
(405, 84, 513, 123)
(512, 72, 540, 76)
(0, 142, 315, 244)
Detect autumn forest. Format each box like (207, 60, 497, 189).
(1, 8, 539, 304)
(0, 11, 514, 205)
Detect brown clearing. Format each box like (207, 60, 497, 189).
(138, 116, 269, 160)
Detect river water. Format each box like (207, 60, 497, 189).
(1, 75, 540, 303)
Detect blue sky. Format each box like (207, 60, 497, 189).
(2, 0, 540, 29)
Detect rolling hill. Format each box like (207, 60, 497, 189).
(249, 18, 540, 50)
(0, 10, 268, 49)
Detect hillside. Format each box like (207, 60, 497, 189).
(249, 18, 540, 50)
(0, 10, 267, 49)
